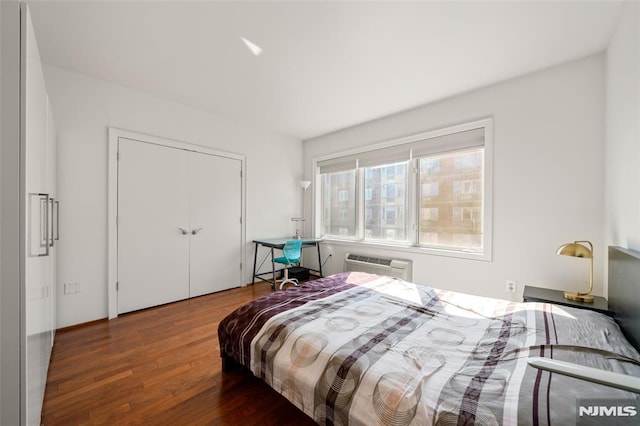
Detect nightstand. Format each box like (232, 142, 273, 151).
(522, 285, 610, 315)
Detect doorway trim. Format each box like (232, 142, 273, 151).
(107, 127, 247, 319)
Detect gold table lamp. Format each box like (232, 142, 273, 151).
(556, 240, 594, 303)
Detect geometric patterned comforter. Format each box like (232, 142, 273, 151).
(218, 272, 640, 425)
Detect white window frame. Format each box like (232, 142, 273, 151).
(312, 118, 493, 262)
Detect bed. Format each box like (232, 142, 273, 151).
(219, 246, 640, 425)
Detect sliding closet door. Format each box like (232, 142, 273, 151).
(23, 5, 56, 424)
(117, 139, 190, 314)
(189, 153, 242, 297)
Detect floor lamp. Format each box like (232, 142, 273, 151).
(292, 180, 311, 239)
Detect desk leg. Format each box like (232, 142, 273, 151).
(271, 247, 276, 290)
(317, 243, 323, 277)
(252, 242, 259, 284)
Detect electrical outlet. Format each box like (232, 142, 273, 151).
(64, 282, 80, 295)
(506, 280, 517, 294)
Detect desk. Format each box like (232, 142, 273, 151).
(252, 238, 323, 288)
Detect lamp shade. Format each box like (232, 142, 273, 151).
(300, 180, 312, 190)
(556, 242, 592, 259)
(556, 240, 594, 303)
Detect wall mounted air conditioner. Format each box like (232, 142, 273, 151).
(344, 253, 413, 281)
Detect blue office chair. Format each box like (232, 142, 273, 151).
(274, 239, 303, 289)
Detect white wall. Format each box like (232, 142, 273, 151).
(605, 1, 640, 289)
(44, 65, 304, 328)
(304, 55, 605, 301)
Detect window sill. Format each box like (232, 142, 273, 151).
(317, 237, 492, 262)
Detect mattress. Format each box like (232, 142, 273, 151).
(218, 272, 640, 425)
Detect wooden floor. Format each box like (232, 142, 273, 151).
(42, 283, 317, 425)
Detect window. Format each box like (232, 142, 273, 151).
(364, 168, 373, 179)
(365, 188, 373, 200)
(320, 170, 357, 238)
(384, 207, 397, 221)
(316, 119, 492, 260)
(453, 207, 463, 221)
(364, 162, 407, 241)
(384, 184, 397, 199)
(421, 182, 439, 197)
(454, 151, 482, 169)
(422, 158, 440, 174)
(453, 207, 480, 222)
(418, 147, 484, 251)
(453, 179, 481, 195)
(422, 207, 439, 221)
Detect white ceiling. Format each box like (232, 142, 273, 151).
(28, 1, 623, 140)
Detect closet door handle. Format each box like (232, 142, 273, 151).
(30, 193, 50, 257)
(40, 194, 49, 253)
(55, 200, 60, 241)
(191, 228, 203, 235)
(178, 227, 189, 235)
(49, 198, 55, 247)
